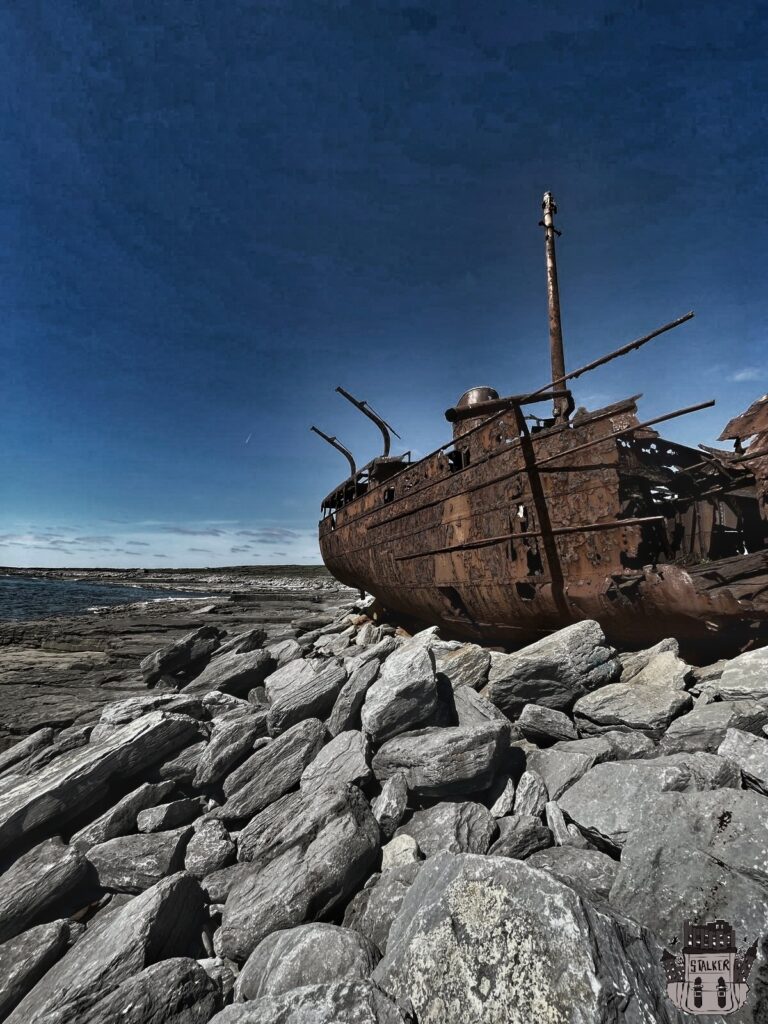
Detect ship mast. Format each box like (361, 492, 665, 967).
(540, 192, 570, 423)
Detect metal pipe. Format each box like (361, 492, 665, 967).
(335, 386, 399, 457)
(310, 426, 357, 477)
(540, 192, 571, 423)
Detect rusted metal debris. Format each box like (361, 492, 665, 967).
(313, 195, 768, 658)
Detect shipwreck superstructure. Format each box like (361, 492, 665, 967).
(314, 194, 768, 657)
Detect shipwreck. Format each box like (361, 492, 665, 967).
(313, 194, 768, 658)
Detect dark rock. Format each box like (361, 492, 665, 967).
(264, 658, 318, 703)
(512, 770, 548, 816)
(146, 739, 208, 785)
(360, 645, 438, 743)
(552, 730, 656, 762)
(343, 862, 421, 955)
(517, 704, 578, 744)
(236, 789, 306, 865)
(137, 797, 203, 832)
(344, 636, 399, 673)
(559, 755, 738, 850)
(451, 685, 510, 730)
(89, 694, 205, 741)
(300, 730, 371, 790)
(488, 814, 552, 858)
(371, 773, 408, 840)
(185, 819, 236, 878)
(661, 699, 768, 753)
(217, 718, 325, 823)
(86, 826, 193, 893)
(487, 620, 621, 717)
(610, 788, 768, 951)
(76, 956, 222, 1024)
(487, 775, 515, 817)
(544, 800, 571, 845)
(0, 728, 54, 775)
(214, 628, 267, 658)
(202, 862, 257, 903)
(395, 801, 496, 856)
(266, 637, 304, 665)
(371, 724, 505, 800)
(0, 919, 70, 1020)
(373, 852, 681, 1024)
(140, 626, 224, 685)
(0, 711, 199, 852)
(219, 784, 380, 961)
(71, 780, 176, 852)
(328, 660, 380, 737)
(208, 979, 406, 1023)
(618, 638, 680, 680)
(527, 846, 619, 902)
(235, 923, 379, 1001)
(433, 642, 490, 691)
(0, 837, 86, 943)
(183, 649, 273, 697)
(6, 872, 205, 1024)
(525, 747, 597, 800)
(193, 714, 269, 786)
(573, 673, 692, 740)
(718, 727, 768, 793)
(267, 659, 347, 735)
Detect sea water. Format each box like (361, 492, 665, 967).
(0, 575, 205, 621)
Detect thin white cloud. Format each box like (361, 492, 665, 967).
(728, 367, 763, 383)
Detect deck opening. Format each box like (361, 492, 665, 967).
(515, 582, 536, 601)
(438, 586, 473, 621)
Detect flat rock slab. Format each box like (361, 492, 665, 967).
(86, 826, 193, 892)
(558, 755, 737, 849)
(487, 620, 621, 717)
(0, 711, 199, 852)
(264, 658, 318, 705)
(0, 837, 86, 943)
(433, 643, 490, 691)
(451, 685, 510, 731)
(395, 801, 496, 857)
(90, 694, 205, 741)
(209, 979, 407, 1023)
(361, 645, 438, 743)
(373, 852, 681, 1023)
(0, 728, 54, 775)
(488, 814, 552, 859)
(512, 770, 548, 816)
(219, 784, 380, 961)
(0, 919, 70, 1020)
(573, 678, 692, 740)
(343, 862, 422, 956)
(718, 727, 768, 793)
(137, 797, 202, 832)
(267, 659, 347, 735)
(525, 747, 596, 800)
(185, 819, 236, 878)
(141, 626, 224, 685)
(661, 699, 768, 753)
(553, 730, 656, 762)
(371, 723, 505, 799)
(183, 649, 273, 697)
(715, 647, 768, 701)
(235, 922, 379, 1001)
(328, 660, 380, 736)
(517, 704, 578, 744)
(193, 714, 269, 786)
(71, 780, 175, 852)
(217, 718, 325, 823)
(371, 773, 408, 840)
(300, 730, 371, 790)
(6, 871, 204, 1024)
(527, 846, 619, 902)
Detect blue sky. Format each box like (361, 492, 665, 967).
(1, 1, 766, 568)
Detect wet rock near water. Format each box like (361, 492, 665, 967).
(1, 600, 767, 1022)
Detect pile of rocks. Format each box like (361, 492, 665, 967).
(0, 607, 767, 1022)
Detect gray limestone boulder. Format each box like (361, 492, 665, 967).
(451, 684, 510, 730)
(487, 620, 621, 717)
(217, 718, 325, 822)
(264, 657, 318, 704)
(715, 647, 768, 701)
(517, 703, 578, 744)
(5, 872, 205, 1024)
(328, 659, 380, 736)
(373, 852, 682, 1024)
(213, 628, 267, 658)
(618, 638, 680, 680)
(219, 784, 380, 961)
(137, 796, 203, 832)
(89, 694, 205, 741)
(525, 746, 596, 800)
(553, 729, 656, 762)
(208, 979, 406, 1023)
(146, 739, 208, 785)
(487, 774, 516, 817)
(300, 729, 371, 790)
(193, 713, 269, 786)
(433, 642, 490, 691)
(620, 646, 692, 689)
(0, 728, 54, 776)
(394, 800, 496, 857)
(267, 659, 347, 735)
(661, 699, 768, 753)
(86, 825, 193, 893)
(343, 862, 422, 956)
(185, 819, 236, 878)
(0, 711, 199, 852)
(0, 919, 71, 1020)
(183, 649, 274, 697)
(265, 638, 303, 665)
(488, 814, 552, 858)
(344, 636, 399, 674)
(140, 626, 224, 685)
(512, 770, 548, 817)
(718, 727, 768, 793)
(573, 674, 692, 740)
(0, 837, 85, 943)
(527, 846, 619, 902)
(71, 780, 175, 852)
(235, 923, 380, 1001)
(382, 834, 420, 869)
(371, 773, 408, 839)
(371, 723, 505, 799)
(558, 754, 738, 849)
(361, 645, 437, 743)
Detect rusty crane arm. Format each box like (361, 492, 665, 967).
(310, 426, 357, 477)
(335, 386, 400, 458)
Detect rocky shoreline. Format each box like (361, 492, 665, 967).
(0, 589, 766, 1021)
